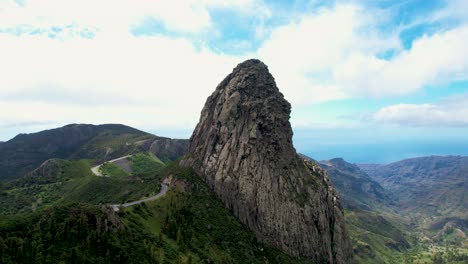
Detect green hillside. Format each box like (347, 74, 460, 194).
(0, 163, 312, 264)
(0, 157, 164, 215)
(0, 124, 152, 181)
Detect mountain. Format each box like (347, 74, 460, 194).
(319, 158, 390, 210)
(359, 156, 468, 255)
(0, 165, 323, 264)
(180, 59, 352, 263)
(0, 142, 325, 263)
(358, 156, 468, 219)
(319, 158, 410, 263)
(0, 124, 188, 181)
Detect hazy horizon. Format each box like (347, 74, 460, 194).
(2, 122, 468, 164)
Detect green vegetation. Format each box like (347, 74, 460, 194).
(62, 173, 161, 205)
(2, 149, 467, 263)
(400, 243, 468, 263)
(130, 153, 165, 177)
(0, 124, 153, 182)
(0, 156, 164, 215)
(120, 164, 311, 263)
(346, 209, 410, 263)
(0, 163, 313, 263)
(0, 203, 154, 263)
(346, 209, 468, 263)
(99, 162, 129, 178)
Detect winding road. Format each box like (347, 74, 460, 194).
(90, 155, 169, 211)
(110, 184, 168, 211)
(90, 155, 133, 177)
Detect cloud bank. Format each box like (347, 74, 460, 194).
(1, 0, 468, 139)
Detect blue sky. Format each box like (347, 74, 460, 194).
(1, 0, 468, 163)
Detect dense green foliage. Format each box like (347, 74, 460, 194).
(346, 209, 409, 263)
(0, 164, 313, 263)
(120, 164, 311, 264)
(99, 162, 129, 178)
(0, 204, 154, 263)
(323, 157, 468, 263)
(0, 157, 163, 214)
(130, 153, 165, 177)
(0, 124, 153, 181)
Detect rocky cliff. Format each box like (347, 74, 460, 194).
(180, 59, 352, 263)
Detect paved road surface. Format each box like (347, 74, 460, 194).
(90, 155, 133, 177)
(90, 155, 169, 211)
(110, 184, 168, 211)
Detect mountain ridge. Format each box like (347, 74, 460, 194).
(358, 155, 468, 218)
(319, 158, 391, 210)
(0, 123, 188, 181)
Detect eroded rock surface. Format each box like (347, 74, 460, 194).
(181, 59, 352, 263)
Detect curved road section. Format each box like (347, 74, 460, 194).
(90, 155, 169, 211)
(91, 155, 133, 177)
(110, 184, 168, 211)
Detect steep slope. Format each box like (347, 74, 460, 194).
(0, 124, 147, 181)
(320, 158, 390, 210)
(0, 158, 164, 214)
(358, 156, 468, 218)
(0, 165, 319, 264)
(180, 59, 352, 263)
(0, 124, 188, 181)
(359, 156, 468, 253)
(319, 158, 410, 263)
(139, 137, 189, 161)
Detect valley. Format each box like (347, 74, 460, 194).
(321, 157, 468, 263)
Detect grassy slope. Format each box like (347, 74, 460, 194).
(0, 157, 163, 214)
(130, 153, 165, 177)
(0, 124, 153, 181)
(0, 163, 314, 264)
(346, 209, 410, 264)
(99, 162, 130, 178)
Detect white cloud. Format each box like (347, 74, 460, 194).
(0, 0, 269, 140)
(0, 33, 246, 134)
(0, 0, 266, 35)
(335, 26, 468, 97)
(432, 0, 468, 23)
(258, 3, 468, 102)
(1, 0, 468, 140)
(257, 4, 400, 104)
(371, 95, 468, 127)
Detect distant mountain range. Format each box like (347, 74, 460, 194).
(0, 124, 188, 181)
(320, 156, 468, 263)
(319, 158, 390, 210)
(359, 156, 468, 220)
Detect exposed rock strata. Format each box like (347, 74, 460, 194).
(181, 59, 352, 263)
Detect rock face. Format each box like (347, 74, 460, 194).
(181, 59, 352, 263)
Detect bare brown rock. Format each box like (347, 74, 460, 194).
(181, 59, 352, 263)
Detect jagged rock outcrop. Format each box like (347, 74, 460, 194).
(181, 59, 352, 263)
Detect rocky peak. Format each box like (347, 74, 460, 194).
(181, 59, 352, 263)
